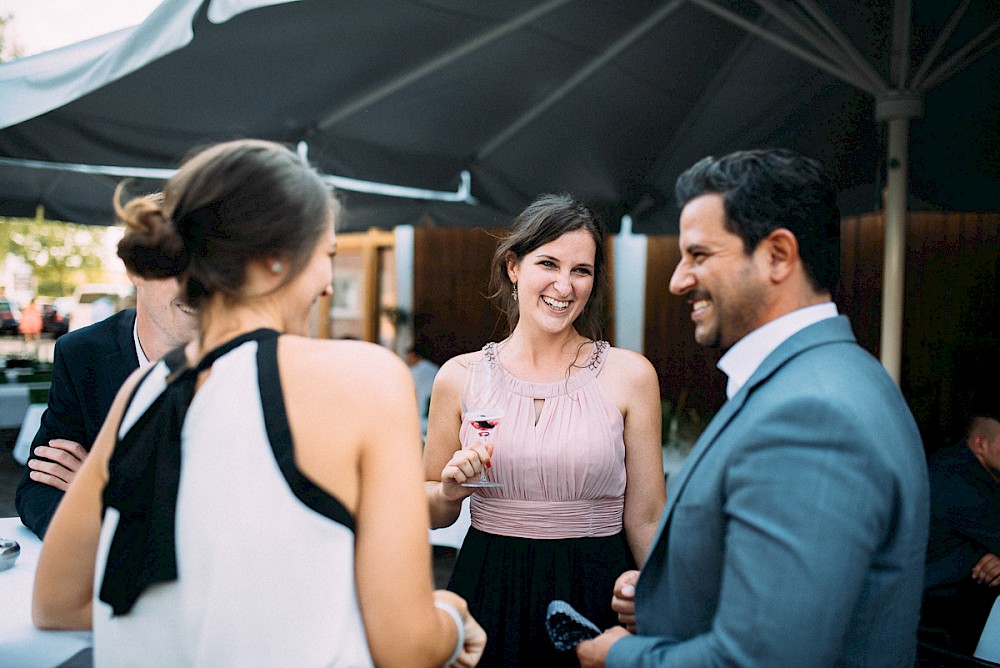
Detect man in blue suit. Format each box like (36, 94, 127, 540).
(15, 275, 196, 538)
(578, 149, 929, 666)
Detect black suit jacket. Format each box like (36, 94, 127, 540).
(15, 309, 139, 538)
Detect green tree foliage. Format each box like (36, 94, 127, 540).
(0, 13, 26, 62)
(1, 15, 111, 297)
(0, 215, 112, 296)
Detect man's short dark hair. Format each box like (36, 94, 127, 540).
(675, 148, 841, 293)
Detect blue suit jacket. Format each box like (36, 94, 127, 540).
(608, 316, 929, 667)
(15, 309, 139, 538)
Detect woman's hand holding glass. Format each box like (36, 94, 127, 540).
(439, 440, 494, 500)
(459, 361, 504, 488)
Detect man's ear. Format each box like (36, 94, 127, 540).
(760, 228, 798, 283)
(969, 431, 987, 457)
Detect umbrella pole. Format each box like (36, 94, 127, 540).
(879, 115, 908, 384)
(876, 89, 922, 385)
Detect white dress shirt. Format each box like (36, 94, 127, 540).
(717, 302, 838, 399)
(133, 318, 152, 369)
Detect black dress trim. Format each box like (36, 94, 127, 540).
(256, 334, 356, 532)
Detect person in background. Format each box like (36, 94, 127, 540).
(18, 297, 43, 345)
(424, 193, 665, 667)
(15, 261, 198, 539)
(33, 139, 485, 667)
(407, 338, 440, 438)
(577, 148, 929, 666)
(922, 388, 1000, 655)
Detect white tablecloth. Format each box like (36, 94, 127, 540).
(0, 517, 92, 667)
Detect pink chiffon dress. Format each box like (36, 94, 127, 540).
(448, 340, 635, 667)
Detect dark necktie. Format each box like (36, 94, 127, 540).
(98, 328, 278, 615)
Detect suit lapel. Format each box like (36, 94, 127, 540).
(101, 310, 140, 402)
(649, 316, 857, 551)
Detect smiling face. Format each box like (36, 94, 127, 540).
(132, 275, 199, 349)
(277, 219, 336, 336)
(507, 228, 596, 336)
(668, 193, 769, 351)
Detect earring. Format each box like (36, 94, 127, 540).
(511, 282, 518, 301)
(271, 260, 283, 274)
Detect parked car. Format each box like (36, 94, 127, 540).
(37, 298, 70, 337)
(67, 284, 133, 332)
(0, 298, 20, 336)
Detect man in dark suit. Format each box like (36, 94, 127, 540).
(578, 149, 929, 666)
(922, 391, 1000, 654)
(15, 275, 196, 538)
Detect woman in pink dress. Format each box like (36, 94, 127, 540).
(424, 194, 665, 666)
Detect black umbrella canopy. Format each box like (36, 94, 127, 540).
(0, 0, 997, 232)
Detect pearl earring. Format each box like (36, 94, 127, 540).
(271, 260, 283, 273)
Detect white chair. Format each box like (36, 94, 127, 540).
(428, 496, 471, 552)
(12, 404, 45, 465)
(975, 596, 1000, 663)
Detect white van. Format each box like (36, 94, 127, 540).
(67, 284, 134, 332)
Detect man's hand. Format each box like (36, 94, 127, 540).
(27, 439, 88, 491)
(576, 626, 631, 668)
(612, 569, 640, 632)
(973, 553, 1000, 587)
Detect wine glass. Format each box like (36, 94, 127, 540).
(461, 360, 504, 488)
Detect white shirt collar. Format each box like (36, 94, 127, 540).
(717, 302, 838, 399)
(133, 317, 152, 369)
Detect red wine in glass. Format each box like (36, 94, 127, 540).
(461, 361, 504, 488)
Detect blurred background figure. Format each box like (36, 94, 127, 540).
(406, 338, 440, 439)
(923, 386, 1000, 655)
(18, 297, 42, 347)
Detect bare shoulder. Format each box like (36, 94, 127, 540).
(597, 346, 660, 412)
(435, 351, 481, 387)
(602, 346, 658, 382)
(279, 335, 410, 383)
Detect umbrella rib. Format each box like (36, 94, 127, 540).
(918, 19, 1000, 92)
(753, 0, 858, 75)
(476, 0, 686, 161)
(690, 0, 882, 95)
(316, 0, 574, 131)
(909, 0, 972, 90)
(648, 29, 760, 185)
(0, 156, 476, 204)
(889, 0, 913, 90)
(789, 0, 887, 91)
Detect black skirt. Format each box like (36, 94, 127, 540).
(448, 526, 636, 667)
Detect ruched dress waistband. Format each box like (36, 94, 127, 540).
(470, 496, 624, 539)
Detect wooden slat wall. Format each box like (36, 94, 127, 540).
(644, 212, 1000, 453)
(643, 237, 728, 421)
(412, 227, 506, 365)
